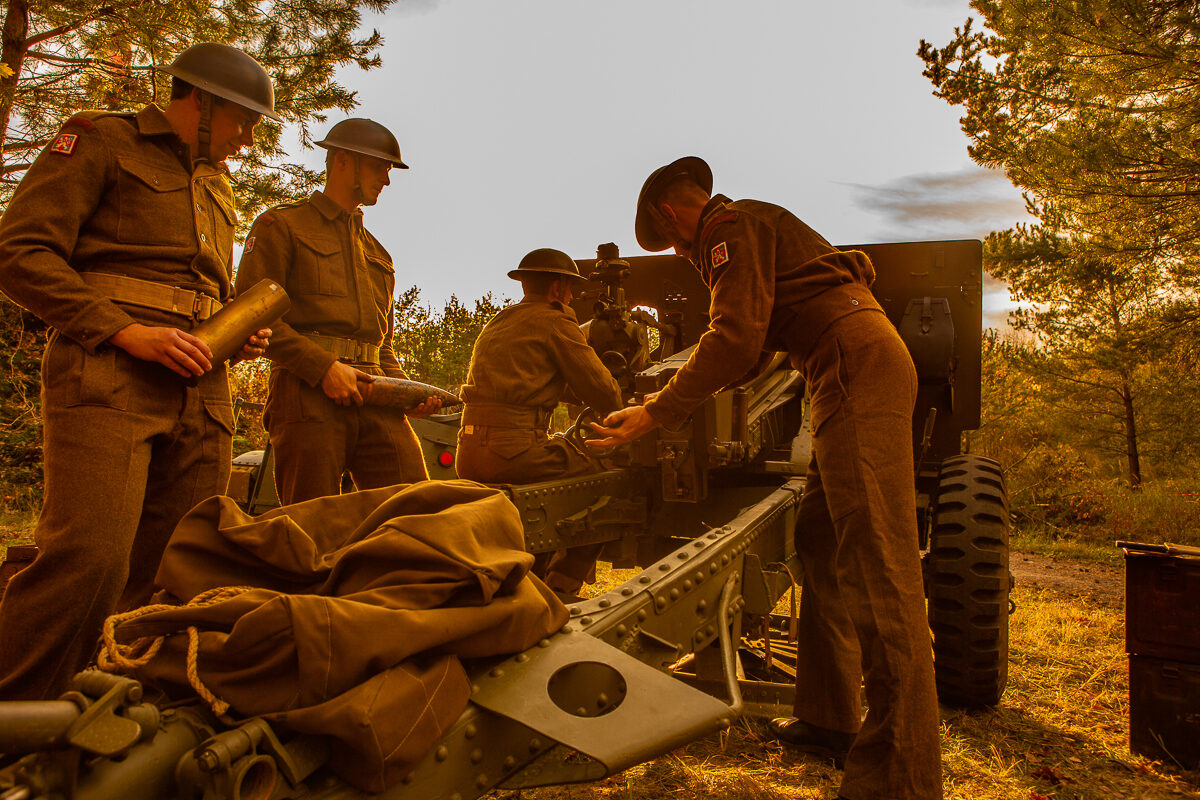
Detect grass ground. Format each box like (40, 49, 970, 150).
(2, 514, 1196, 798)
(0, 509, 33, 553)
(493, 573, 1199, 800)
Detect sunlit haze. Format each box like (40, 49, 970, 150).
(256, 0, 1029, 328)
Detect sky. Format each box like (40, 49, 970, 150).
(275, 0, 1029, 328)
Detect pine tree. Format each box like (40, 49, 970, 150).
(0, 0, 398, 222)
(919, 0, 1200, 486)
(918, 0, 1200, 262)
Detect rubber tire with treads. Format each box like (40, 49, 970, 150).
(927, 453, 1010, 707)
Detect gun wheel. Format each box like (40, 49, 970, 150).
(926, 453, 1010, 708)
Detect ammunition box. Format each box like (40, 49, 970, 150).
(1125, 552, 1200, 662)
(1129, 654, 1200, 768)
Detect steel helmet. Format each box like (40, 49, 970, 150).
(634, 156, 713, 252)
(316, 118, 409, 168)
(507, 248, 585, 282)
(160, 43, 280, 122)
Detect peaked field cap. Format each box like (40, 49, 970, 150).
(160, 42, 280, 122)
(507, 248, 586, 281)
(316, 118, 409, 168)
(635, 155, 713, 251)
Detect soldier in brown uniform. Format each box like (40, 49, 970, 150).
(235, 119, 437, 505)
(0, 43, 277, 701)
(457, 248, 623, 594)
(589, 157, 942, 800)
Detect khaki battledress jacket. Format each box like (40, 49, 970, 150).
(646, 195, 943, 800)
(0, 105, 237, 700)
(235, 192, 427, 503)
(456, 298, 622, 484)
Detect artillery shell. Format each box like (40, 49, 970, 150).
(192, 279, 290, 364)
(361, 377, 463, 411)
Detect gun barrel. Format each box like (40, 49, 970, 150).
(0, 700, 79, 752)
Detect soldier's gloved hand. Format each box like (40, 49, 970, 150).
(108, 322, 213, 377)
(406, 396, 442, 419)
(235, 327, 272, 362)
(587, 404, 659, 448)
(322, 361, 373, 407)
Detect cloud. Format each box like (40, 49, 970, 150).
(847, 167, 1032, 242)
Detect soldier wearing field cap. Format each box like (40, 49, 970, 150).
(235, 118, 437, 505)
(0, 42, 276, 700)
(457, 248, 623, 595)
(589, 157, 941, 800)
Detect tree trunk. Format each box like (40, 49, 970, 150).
(0, 0, 29, 169)
(1120, 375, 1142, 488)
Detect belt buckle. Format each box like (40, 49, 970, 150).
(191, 292, 207, 319)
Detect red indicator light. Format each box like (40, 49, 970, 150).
(438, 451, 454, 468)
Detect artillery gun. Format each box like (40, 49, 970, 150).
(0, 239, 1009, 800)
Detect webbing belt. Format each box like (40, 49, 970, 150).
(301, 332, 381, 365)
(81, 272, 222, 320)
(461, 403, 553, 430)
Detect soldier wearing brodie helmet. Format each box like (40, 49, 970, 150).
(590, 156, 942, 800)
(0, 43, 276, 700)
(456, 248, 623, 597)
(235, 118, 438, 505)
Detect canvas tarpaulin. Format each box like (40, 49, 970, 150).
(103, 479, 567, 791)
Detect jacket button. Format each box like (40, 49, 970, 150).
(200, 233, 207, 243)
(851, 298, 859, 306)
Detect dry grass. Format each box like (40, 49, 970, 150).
(494, 571, 1200, 800)
(0, 508, 33, 556)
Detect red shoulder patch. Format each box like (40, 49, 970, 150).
(711, 241, 730, 267)
(50, 133, 78, 156)
(65, 115, 95, 132)
(700, 210, 738, 242)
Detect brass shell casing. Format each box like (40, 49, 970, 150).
(193, 279, 290, 364)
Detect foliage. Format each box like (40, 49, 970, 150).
(920, 1, 1200, 486)
(391, 285, 509, 391)
(918, 0, 1200, 263)
(0, 298, 41, 511)
(0, 0, 400, 225)
(229, 357, 270, 455)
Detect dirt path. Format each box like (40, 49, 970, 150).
(1010, 550, 1123, 608)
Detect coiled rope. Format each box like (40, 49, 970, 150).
(98, 585, 254, 721)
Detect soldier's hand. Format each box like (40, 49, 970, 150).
(108, 323, 213, 377)
(321, 361, 373, 406)
(236, 327, 272, 362)
(587, 405, 659, 448)
(405, 395, 442, 419)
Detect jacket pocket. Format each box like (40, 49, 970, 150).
(115, 156, 191, 246)
(486, 430, 536, 460)
(295, 235, 347, 297)
(50, 336, 131, 411)
(265, 369, 328, 425)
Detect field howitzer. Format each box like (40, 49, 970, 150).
(0, 240, 1009, 800)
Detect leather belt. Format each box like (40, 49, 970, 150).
(82, 272, 222, 320)
(302, 332, 381, 365)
